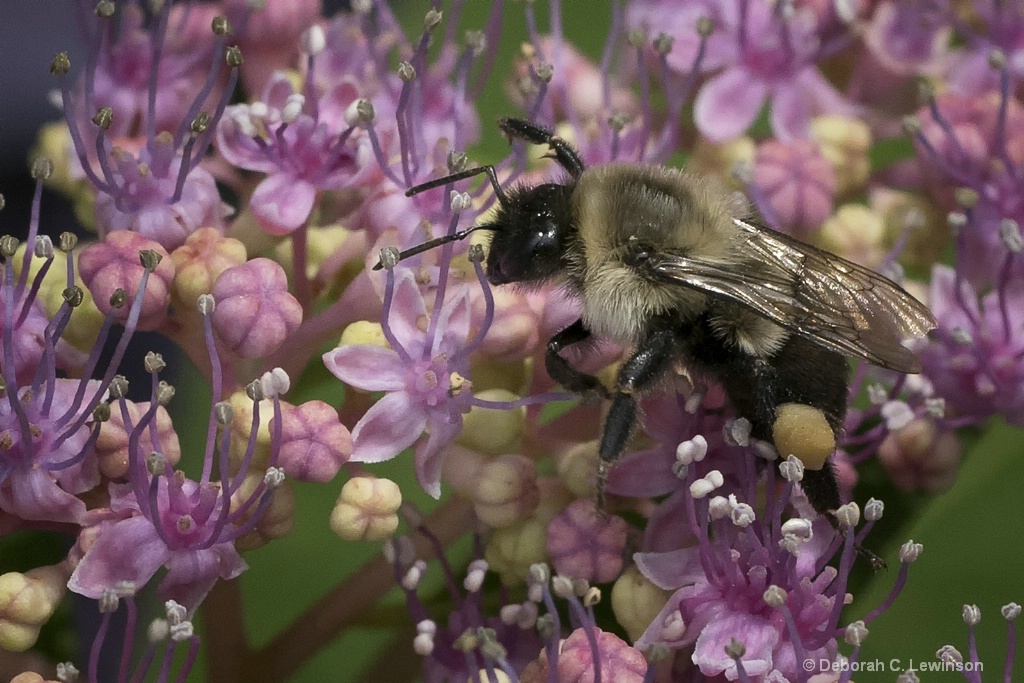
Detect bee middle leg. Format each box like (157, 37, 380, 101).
(596, 327, 679, 508)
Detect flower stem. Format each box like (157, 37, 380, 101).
(241, 497, 474, 682)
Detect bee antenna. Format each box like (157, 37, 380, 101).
(404, 164, 508, 205)
(371, 224, 497, 271)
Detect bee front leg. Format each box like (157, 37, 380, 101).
(597, 327, 679, 509)
(546, 319, 609, 399)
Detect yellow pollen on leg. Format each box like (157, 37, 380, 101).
(772, 403, 836, 471)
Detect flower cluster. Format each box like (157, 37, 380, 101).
(2, 0, 1021, 682)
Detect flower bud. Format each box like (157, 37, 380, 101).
(228, 389, 275, 471)
(458, 389, 526, 455)
(878, 418, 961, 493)
(94, 399, 181, 479)
(169, 227, 247, 312)
(810, 115, 872, 195)
(330, 477, 402, 541)
(339, 320, 390, 349)
(277, 400, 352, 483)
(211, 258, 302, 358)
(611, 566, 671, 642)
(232, 472, 295, 551)
(547, 500, 628, 584)
(473, 454, 540, 528)
(484, 517, 549, 586)
(0, 565, 69, 651)
(752, 139, 835, 237)
(78, 232, 175, 331)
(818, 204, 886, 268)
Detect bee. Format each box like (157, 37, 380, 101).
(379, 117, 936, 520)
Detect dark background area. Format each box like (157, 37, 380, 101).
(0, 0, 83, 240)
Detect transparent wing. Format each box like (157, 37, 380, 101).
(649, 219, 936, 372)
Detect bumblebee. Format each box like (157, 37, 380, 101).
(382, 117, 936, 518)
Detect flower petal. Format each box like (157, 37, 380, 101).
(159, 545, 248, 613)
(642, 489, 695, 553)
(433, 286, 471, 357)
(68, 516, 169, 598)
(414, 416, 462, 499)
(0, 468, 88, 525)
(693, 610, 778, 680)
(251, 174, 317, 236)
(695, 68, 768, 141)
(386, 268, 428, 354)
(770, 82, 812, 143)
(633, 547, 702, 590)
(323, 345, 406, 391)
(351, 391, 427, 463)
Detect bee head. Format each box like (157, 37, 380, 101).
(486, 183, 573, 286)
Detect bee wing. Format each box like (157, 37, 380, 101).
(649, 219, 937, 372)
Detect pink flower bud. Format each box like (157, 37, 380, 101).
(94, 400, 181, 479)
(547, 500, 628, 584)
(278, 400, 352, 482)
(753, 139, 836, 237)
(520, 627, 647, 683)
(78, 232, 174, 331)
(474, 288, 543, 360)
(211, 258, 302, 358)
(226, 0, 323, 94)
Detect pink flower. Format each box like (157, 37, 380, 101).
(694, 1, 855, 141)
(68, 309, 290, 612)
(91, 139, 227, 251)
(68, 480, 248, 612)
(324, 267, 474, 498)
(0, 379, 102, 525)
(919, 265, 1024, 425)
(216, 74, 375, 235)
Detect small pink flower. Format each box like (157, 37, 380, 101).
(919, 266, 1024, 425)
(216, 74, 374, 235)
(68, 482, 248, 613)
(92, 139, 228, 251)
(0, 380, 103, 525)
(324, 267, 474, 498)
(693, 1, 856, 142)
